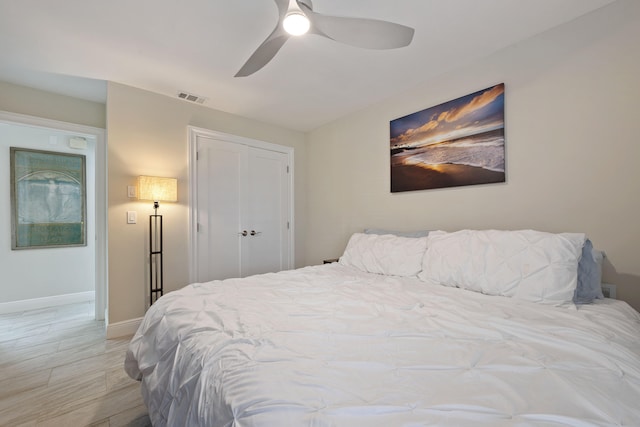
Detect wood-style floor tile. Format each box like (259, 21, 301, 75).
(0, 369, 51, 399)
(0, 302, 149, 426)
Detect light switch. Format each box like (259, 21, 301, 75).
(127, 185, 137, 198)
(127, 211, 137, 224)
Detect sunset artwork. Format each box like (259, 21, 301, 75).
(390, 83, 505, 192)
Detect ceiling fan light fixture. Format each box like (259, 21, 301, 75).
(235, 0, 414, 77)
(283, 12, 310, 36)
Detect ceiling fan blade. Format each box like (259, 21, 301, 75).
(235, 26, 290, 77)
(274, 0, 291, 18)
(304, 7, 414, 50)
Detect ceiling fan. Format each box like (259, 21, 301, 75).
(235, 0, 415, 77)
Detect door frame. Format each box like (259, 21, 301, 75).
(187, 126, 295, 283)
(0, 110, 107, 321)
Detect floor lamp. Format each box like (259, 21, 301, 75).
(138, 176, 178, 306)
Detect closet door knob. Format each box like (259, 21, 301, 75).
(239, 230, 248, 236)
(250, 230, 262, 236)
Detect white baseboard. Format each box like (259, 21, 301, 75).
(0, 291, 95, 314)
(106, 317, 143, 339)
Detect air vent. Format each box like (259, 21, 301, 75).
(177, 91, 207, 104)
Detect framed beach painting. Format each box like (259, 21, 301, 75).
(10, 147, 86, 249)
(390, 83, 505, 192)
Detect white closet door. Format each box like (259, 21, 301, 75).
(195, 135, 291, 283)
(242, 147, 289, 277)
(196, 137, 244, 281)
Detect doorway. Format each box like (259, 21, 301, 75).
(188, 127, 294, 282)
(0, 111, 107, 320)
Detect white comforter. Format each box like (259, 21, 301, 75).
(125, 264, 640, 426)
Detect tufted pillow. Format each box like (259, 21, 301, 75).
(418, 230, 586, 305)
(339, 232, 428, 277)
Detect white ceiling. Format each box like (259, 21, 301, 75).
(0, 0, 615, 131)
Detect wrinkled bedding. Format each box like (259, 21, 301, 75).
(125, 263, 640, 426)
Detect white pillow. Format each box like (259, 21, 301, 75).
(339, 233, 428, 277)
(418, 230, 586, 305)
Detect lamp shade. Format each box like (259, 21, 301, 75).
(138, 176, 178, 202)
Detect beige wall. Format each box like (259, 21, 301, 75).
(2, 0, 638, 322)
(106, 82, 307, 324)
(0, 81, 105, 129)
(306, 1, 640, 310)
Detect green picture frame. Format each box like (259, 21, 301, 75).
(10, 147, 87, 250)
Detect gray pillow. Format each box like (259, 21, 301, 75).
(574, 239, 605, 304)
(364, 228, 429, 238)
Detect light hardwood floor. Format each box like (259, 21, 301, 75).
(0, 301, 151, 426)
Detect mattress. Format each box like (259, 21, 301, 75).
(125, 263, 640, 426)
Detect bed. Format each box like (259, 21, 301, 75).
(125, 229, 640, 426)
